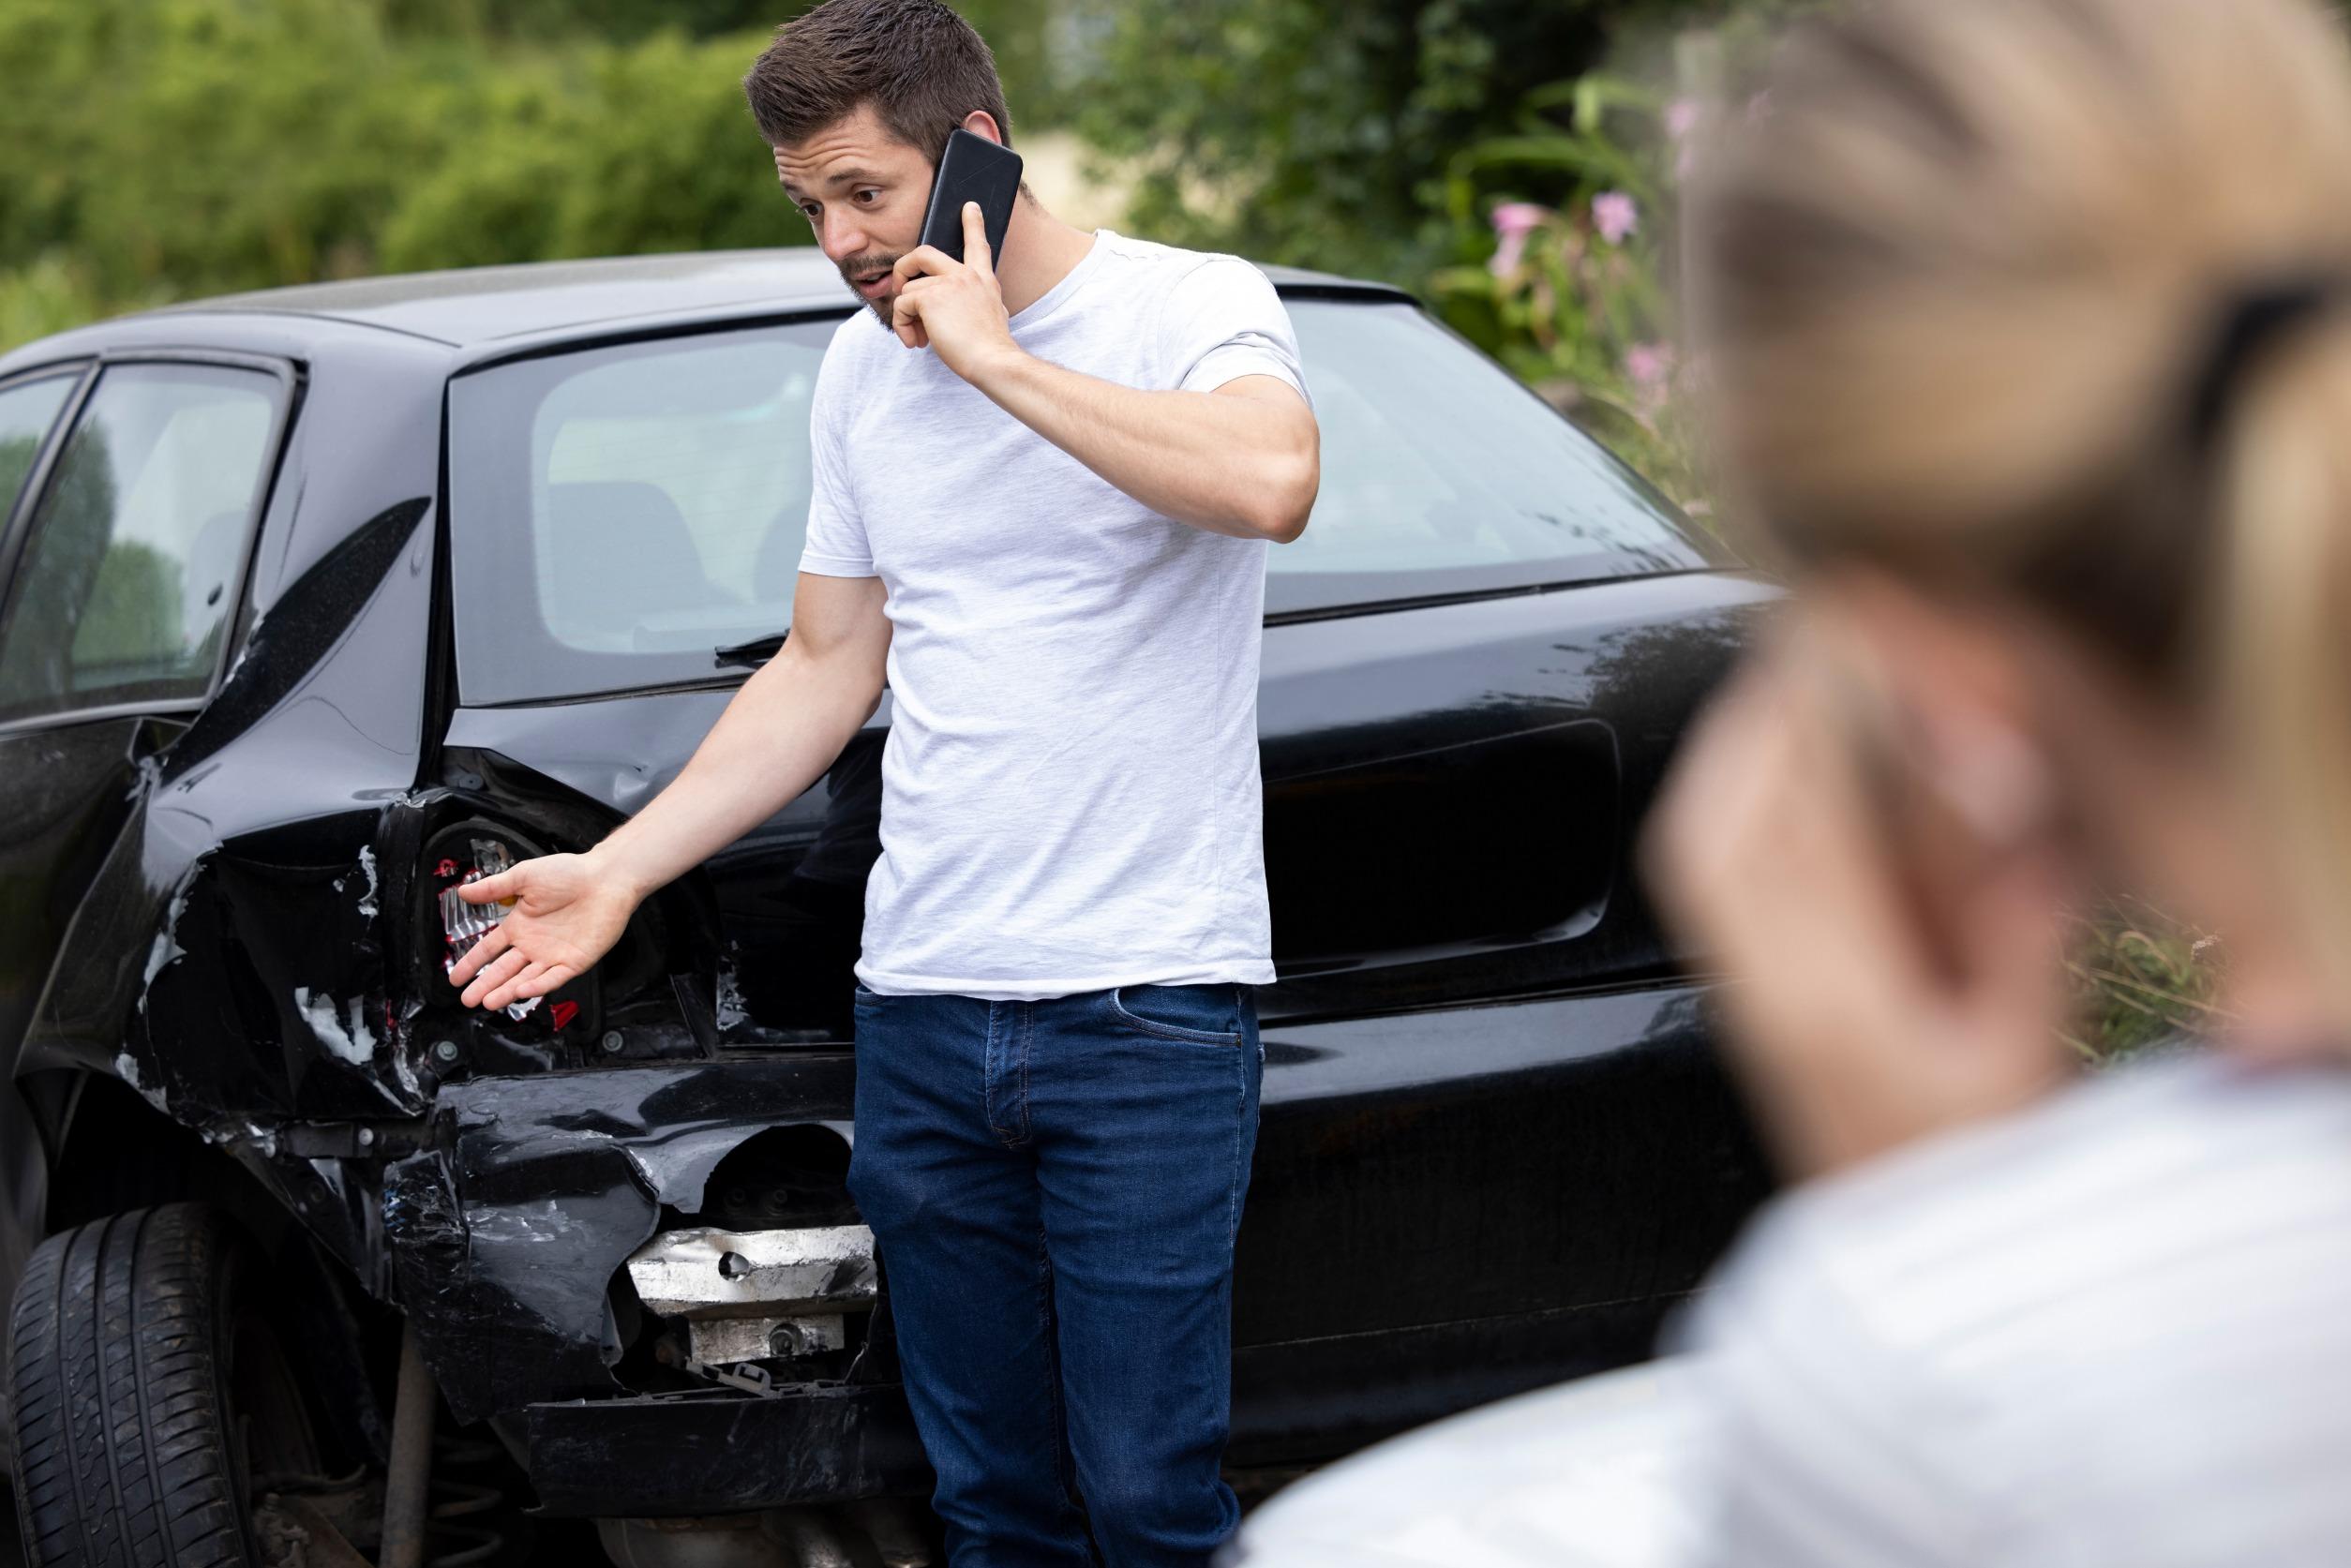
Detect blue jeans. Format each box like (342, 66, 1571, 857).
(846, 982, 1265, 1568)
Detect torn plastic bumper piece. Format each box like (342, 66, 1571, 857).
(626, 1223, 877, 1367)
(628, 1224, 877, 1317)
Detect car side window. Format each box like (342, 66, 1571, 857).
(0, 373, 76, 520)
(0, 364, 279, 726)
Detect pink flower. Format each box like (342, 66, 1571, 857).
(1491, 202, 1550, 236)
(1625, 342, 1678, 411)
(1488, 202, 1550, 276)
(1593, 191, 1640, 246)
(1665, 98, 1702, 142)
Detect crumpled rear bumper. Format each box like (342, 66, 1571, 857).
(517, 1382, 932, 1516)
(382, 1058, 871, 1380)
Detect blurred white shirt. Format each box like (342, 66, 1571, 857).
(1234, 1048, 2351, 1568)
(1231, 1360, 1709, 1567)
(1678, 1046, 2351, 1568)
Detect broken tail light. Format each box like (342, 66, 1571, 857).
(436, 837, 545, 1022)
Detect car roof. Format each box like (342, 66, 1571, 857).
(134, 246, 1408, 351)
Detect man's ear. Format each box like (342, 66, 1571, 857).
(959, 109, 1005, 145)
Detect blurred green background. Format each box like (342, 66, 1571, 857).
(0, 0, 1750, 366)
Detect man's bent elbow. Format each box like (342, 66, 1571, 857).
(1252, 451, 1319, 544)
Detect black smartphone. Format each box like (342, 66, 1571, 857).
(917, 127, 1023, 267)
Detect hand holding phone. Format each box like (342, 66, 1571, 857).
(917, 127, 1022, 266)
(889, 131, 1025, 376)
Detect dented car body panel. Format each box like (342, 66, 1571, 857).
(0, 250, 1775, 1506)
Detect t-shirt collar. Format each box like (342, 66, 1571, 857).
(1008, 228, 1111, 332)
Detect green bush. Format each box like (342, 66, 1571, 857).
(377, 29, 795, 272)
(0, 0, 1069, 351)
(1062, 0, 1732, 288)
(1428, 72, 1696, 496)
(0, 0, 417, 305)
(0, 258, 127, 351)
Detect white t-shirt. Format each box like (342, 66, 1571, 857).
(1675, 1047, 2351, 1568)
(796, 228, 1312, 999)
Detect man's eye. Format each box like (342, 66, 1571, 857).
(853, 190, 878, 205)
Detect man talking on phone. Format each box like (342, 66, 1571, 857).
(440, 2, 1319, 1562)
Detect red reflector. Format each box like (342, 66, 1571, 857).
(549, 999, 579, 1030)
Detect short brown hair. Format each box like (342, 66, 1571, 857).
(743, 0, 1014, 159)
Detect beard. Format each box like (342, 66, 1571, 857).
(840, 250, 904, 329)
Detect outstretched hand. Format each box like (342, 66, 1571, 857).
(444, 852, 639, 1012)
(890, 201, 1018, 381)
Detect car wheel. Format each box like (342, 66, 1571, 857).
(6, 1202, 322, 1567)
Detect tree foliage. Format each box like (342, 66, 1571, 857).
(0, 0, 1067, 351)
(1061, 0, 1729, 287)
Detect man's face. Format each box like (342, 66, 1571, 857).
(774, 103, 936, 329)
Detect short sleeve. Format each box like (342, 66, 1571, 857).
(797, 338, 876, 579)
(1157, 255, 1314, 412)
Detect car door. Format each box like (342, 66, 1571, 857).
(0, 353, 295, 1282)
(0, 362, 86, 1292)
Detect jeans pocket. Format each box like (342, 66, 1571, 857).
(1108, 983, 1245, 1045)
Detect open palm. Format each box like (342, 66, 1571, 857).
(446, 852, 637, 1011)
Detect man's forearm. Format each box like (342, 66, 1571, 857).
(968, 351, 1318, 541)
(587, 645, 881, 900)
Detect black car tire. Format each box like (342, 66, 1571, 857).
(6, 1203, 289, 1567)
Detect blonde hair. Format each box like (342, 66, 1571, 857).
(1692, 0, 2351, 1020)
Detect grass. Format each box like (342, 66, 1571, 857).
(2062, 896, 2226, 1064)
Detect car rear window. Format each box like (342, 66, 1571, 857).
(1267, 302, 1720, 609)
(448, 299, 1719, 706)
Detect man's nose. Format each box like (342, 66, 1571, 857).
(818, 212, 871, 263)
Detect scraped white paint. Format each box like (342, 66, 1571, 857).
(390, 1043, 422, 1100)
(353, 846, 380, 918)
(292, 986, 377, 1065)
(142, 929, 185, 988)
(113, 1051, 171, 1113)
(468, 1199, 580, 1244)
(142, 888, 192, 988)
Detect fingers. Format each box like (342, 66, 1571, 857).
(891, 245, 953, 286)
(470, 955, 579, 1012)
(446, 922, 510, 988)
(892, 287, 933, 350)
(525, 963, 577, 999)
(485, 960, 556, 1011)
(459, 945, 529, 1009)
(456, 869, 517, 904)
(961, 201, 993, 276)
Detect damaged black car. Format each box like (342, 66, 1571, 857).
(0, 250, 1774, 1565)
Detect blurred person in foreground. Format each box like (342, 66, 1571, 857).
(1230, 0, 2351, 1561)
(1651, 0, 2351, 1560)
